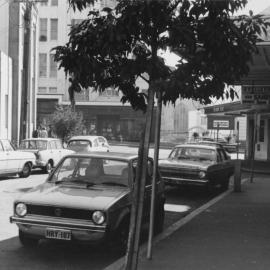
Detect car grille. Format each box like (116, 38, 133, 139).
(160, 168, 199, 179)
(27, 204, 92, 220)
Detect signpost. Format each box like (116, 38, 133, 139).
(242, 85, 270, 105)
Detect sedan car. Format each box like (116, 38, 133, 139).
(67, 136, 110, 153)
(159, 144, 234, 191)
(0, 139, 35, 178)
(10, 152, 165, 252)
(19, 138, 74, 173)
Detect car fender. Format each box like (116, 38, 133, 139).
(112, 207, 130, 232)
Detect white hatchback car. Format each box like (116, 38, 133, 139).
(19, 138, 74, 173)
(0, 139, 36, 178)
(67, 136, 110, 153)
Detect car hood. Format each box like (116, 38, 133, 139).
(17, 183, 130, 211)
(159, 159, 212, 171)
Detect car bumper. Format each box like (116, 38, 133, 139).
(10, 215, 106, 242)
(34, 160, 46, 167)
(163, 176, 209, 186)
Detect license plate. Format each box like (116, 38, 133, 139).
(45, 228, 71, 241)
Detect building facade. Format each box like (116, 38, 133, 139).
(0, 1, 38, 143)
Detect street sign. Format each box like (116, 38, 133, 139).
(207, 115, 235, 130)
(242, 85, 270, 104)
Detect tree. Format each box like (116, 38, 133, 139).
(50, 105, 85, 142)
(53, 1, 269, 269)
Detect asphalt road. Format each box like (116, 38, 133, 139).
(0, 146, 225, 270)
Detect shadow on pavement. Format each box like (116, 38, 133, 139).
(0, 236, 120, 270)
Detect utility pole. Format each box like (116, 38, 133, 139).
(17, 0, 44, 142)
(20, 0, 32, 142)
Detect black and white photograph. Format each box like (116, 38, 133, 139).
(0, 0, 270, 269)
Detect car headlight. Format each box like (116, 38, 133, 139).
(92, 211, 105, 225)
(198, 171, 206, 179)
(15, 203, 27, 217)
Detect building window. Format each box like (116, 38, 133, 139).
(40, 0, 48, 6)
(39, 53, 47, 77)
(39, 18, 47, 41)
(38, 87, 47, 93)
(259, 120, 265, 142)
(49, 54, 57, 78)
(49, 87, 57, 93)
(51, 0, 58, 6)
(50, 19, 58, 40)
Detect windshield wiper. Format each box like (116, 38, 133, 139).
(102, 182, 127, 187)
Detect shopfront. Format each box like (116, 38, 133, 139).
(76, 105, 156, 142)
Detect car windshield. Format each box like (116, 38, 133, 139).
(67, 140, 92, 152)
(169, 147, 216, 162)
(50, 157, 129, 187)
(20, 140, 47, 150)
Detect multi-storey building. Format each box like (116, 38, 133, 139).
(0, 1, 38, 143)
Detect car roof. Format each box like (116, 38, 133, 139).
(23, 138, 60, 141)
(65, 151, 138, 161)
(68, 136, 104, 142)
(174, 144, 217, 150)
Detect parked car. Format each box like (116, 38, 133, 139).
(201, 137, 238, 153)
(10, 152, 165, 251)
(19, 138, 74, 173)
(159, 144, 234, 191)
(0, 139, 35, 178)
(67, 136, 110, 153)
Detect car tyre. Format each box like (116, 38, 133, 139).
(43, 161, 52, 174)
(19, 163, 31, 178)
(154, 202, 165, 235)
(19, 230, 39, 247)
(113, 219, 129, 255)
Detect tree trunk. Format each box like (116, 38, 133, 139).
(124, 85, 155, 270)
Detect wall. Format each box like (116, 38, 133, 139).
(0, 51, 12, 140)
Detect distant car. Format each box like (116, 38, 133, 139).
(159, 144, 234, 191)
(19, 138, 74, 173)
(10, 152, 165, 252)
(201, 137, 238, 153)
(0, 139, 35, 178)
(67, 136, 110, 153)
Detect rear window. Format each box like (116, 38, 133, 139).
(20, 140, 47, 150)
(67, 140, 92, 152)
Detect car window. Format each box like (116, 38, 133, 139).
(218, 149, 227, 162)
(55, 140, 63, 149)
(93, 139, 99, 147)
(67, 140, 92, 152)
(170, 147, 216, 162)
(2, 140, 14, 151)
(50, 157, 129, 187)
(98, 137, 105, 144)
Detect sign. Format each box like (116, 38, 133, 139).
(242, 85, 270, 105)
(207, 116, 234, 130)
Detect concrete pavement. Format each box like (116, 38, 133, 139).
(137, 175, 270, 270)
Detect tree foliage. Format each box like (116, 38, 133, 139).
(50, 105, 85, 142)
(55, 0, 269, 109)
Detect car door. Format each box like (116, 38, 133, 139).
(1, 140, 19, 173)
(0, 140, 8, 174)
(219, 148, 234, 178)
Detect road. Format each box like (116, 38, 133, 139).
(0, 146, 225, 270)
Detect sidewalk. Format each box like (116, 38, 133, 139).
(137, 175, 270, 270)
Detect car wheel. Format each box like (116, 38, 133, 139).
(114, 220, 129, 255)
(19, 163, 31, 178)
(19, 230, 39, 247)
(154, 202, 165, 235)
(43, 161, 52, 174)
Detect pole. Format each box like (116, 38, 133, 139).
(250, 112, 257, 183)
(20, 1, 32, 142)
(234, 121, 241, 192)
(147, 90, 162, 260)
